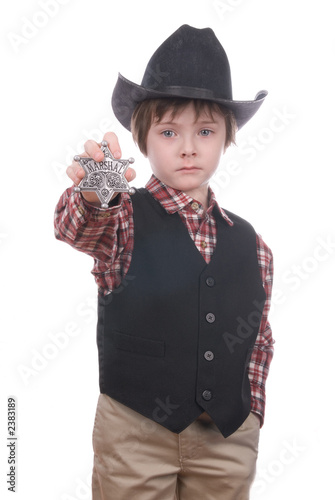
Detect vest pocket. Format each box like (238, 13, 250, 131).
(112, 330, 165, 358)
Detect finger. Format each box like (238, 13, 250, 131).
(69, 151, 90, 182)
(84, 139, 104, 162)
(125, 167, 136, 183)
(67, 156, 87, 185)
(102, 131, 122, 159)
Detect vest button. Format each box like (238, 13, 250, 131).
(206, 277, 215, 287)
(202, 390, 212, 401)
(204, 351, 214, 361)
(206, 313, 216, 323)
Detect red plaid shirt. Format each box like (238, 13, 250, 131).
(55, 174, 274, 425)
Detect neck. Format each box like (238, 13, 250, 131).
(184, 185, 210, 211)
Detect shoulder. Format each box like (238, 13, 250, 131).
(221, 207, 257, 233)
(129, 187, 165, 214)
(221, 207, 273, 265)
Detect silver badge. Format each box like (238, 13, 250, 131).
(73, 140, 135, 208)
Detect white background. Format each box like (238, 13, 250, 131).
(1, 0, 334, 498)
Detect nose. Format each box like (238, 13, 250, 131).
(180, 137, 197, 158)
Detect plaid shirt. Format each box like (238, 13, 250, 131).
(55, 174, 274, 425)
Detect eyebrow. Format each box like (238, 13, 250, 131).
(155, 119, 218, 126)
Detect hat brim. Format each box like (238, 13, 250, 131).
(112, 73, 268, 131)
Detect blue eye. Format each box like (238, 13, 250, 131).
(200, 129, 211, 136)
(162, 130, 175, 137)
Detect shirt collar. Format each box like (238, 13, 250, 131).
(145, 175, 234, 226)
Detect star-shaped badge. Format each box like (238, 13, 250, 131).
(73, 140, 135, 208)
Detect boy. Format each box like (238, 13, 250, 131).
(55, 25, 274, 500)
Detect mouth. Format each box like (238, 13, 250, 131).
(177, 166, 201, 172)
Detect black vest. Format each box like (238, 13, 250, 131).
(97, 189, 266, 437)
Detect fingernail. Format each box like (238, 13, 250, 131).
(114, 151, 121, 158)
(95, 152, 103, 161)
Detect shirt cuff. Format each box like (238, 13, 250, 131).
(75, 191, 122, 221)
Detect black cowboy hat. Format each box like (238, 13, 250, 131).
(112, 24, 267, 131)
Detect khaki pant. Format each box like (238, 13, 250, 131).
(92, 394, 260, 500)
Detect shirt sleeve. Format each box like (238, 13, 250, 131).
(249, 233, 275, 426)
(54, 186, 133, 293)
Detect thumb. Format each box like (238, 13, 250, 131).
(125, 167, 136, 183)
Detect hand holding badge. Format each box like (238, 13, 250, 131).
(73, 140, 135, 208)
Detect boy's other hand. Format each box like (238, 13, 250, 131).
(66, 132, 136, 205)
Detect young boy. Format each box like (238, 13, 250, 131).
(55, 25, 274, 500)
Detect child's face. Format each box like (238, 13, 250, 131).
(145, 102, 227, 202)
